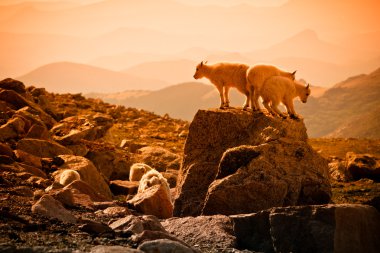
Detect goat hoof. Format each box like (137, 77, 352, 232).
(290, 114, 299, 120)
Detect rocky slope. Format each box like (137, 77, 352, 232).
(299, 67, 380, 138)
(1, 78, 379, 252)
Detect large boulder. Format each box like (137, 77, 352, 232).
(174, 109, 328, 216)
(231, 204, 380, 253)
(202, 141, 331, 215)
(52, 155, 112, 199)
(346, 152, 380, 181)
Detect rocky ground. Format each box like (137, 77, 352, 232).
(0, 78, 379, 252)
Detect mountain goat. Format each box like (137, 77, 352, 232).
(246, 65, 296, 111)
(138, 169, 172, 202)
(193, 61, 250, 109)
(129, 163, 152, 181)
(261, 76, 311, 119)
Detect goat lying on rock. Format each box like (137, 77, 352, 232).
(261, 76, 311, 119)
(138, 169, 172, 202)
(193, 61, 250, 109)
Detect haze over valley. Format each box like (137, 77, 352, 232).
(1, 0, 380, 91)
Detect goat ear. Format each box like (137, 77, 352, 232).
(292, 70, 297, 76)
(306, 83, 310, 89)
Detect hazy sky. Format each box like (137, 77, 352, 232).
(176, 0, 288, 6)
(0, 0, 288, 6)
(1, 0, 380, 90)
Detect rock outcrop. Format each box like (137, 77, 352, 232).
(174, 109, 331, 216)
(346, 152, 380, 181)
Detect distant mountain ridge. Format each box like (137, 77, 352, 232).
(18, 62, 169, 93)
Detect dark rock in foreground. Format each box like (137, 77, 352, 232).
(231, 204, 380, 253)
(162, 204, 380, 253)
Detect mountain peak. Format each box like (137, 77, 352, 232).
(290, 29, 319, 41)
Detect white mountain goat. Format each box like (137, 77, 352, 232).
(138, 169, 172, 202)
(246, 65, 296, 111)
(261, 76, 311, 119)
(193, 61, 250, 109)
(59, 169, 81, 186)
(129, 163, 152, 181)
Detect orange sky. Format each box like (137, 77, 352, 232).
(1, 0, 380, 92)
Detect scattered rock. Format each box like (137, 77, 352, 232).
(137, 239, 194, 253)
(110, 215, 166, 235)
(136, 146, 181, 171)
(0, 116, 25, 141)
(346, 152, 380, 181)
(53, 180, 110, 209)
(162, 215, 236, 252)
(86, 149, 132, 181)
(329, 159, 352, 181)
(79, 219, 114, 236)
(12, 162, 47, 178)
(0, 89, 30, 109)
(52, 155, 112, 199)
(31, 194, 77, 223)
(12, 186, 34, 197)
(90, 245, 143, 253)
(14, 149, 42, 168)
(110, 180, 139, 195)
(50, 114, 113, 145)
(0, 78, 26, 94)
(0, 142, 13, 157)
(25, 124, 50, 140)
(17, 138, 73, 158)
(66, 144, 89, 156)
(96, 206, 131, 217)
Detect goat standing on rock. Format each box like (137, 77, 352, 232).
(246, 65, 296, 111)
(261, 76, 311, 119)
(193, 61, 250, 109)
